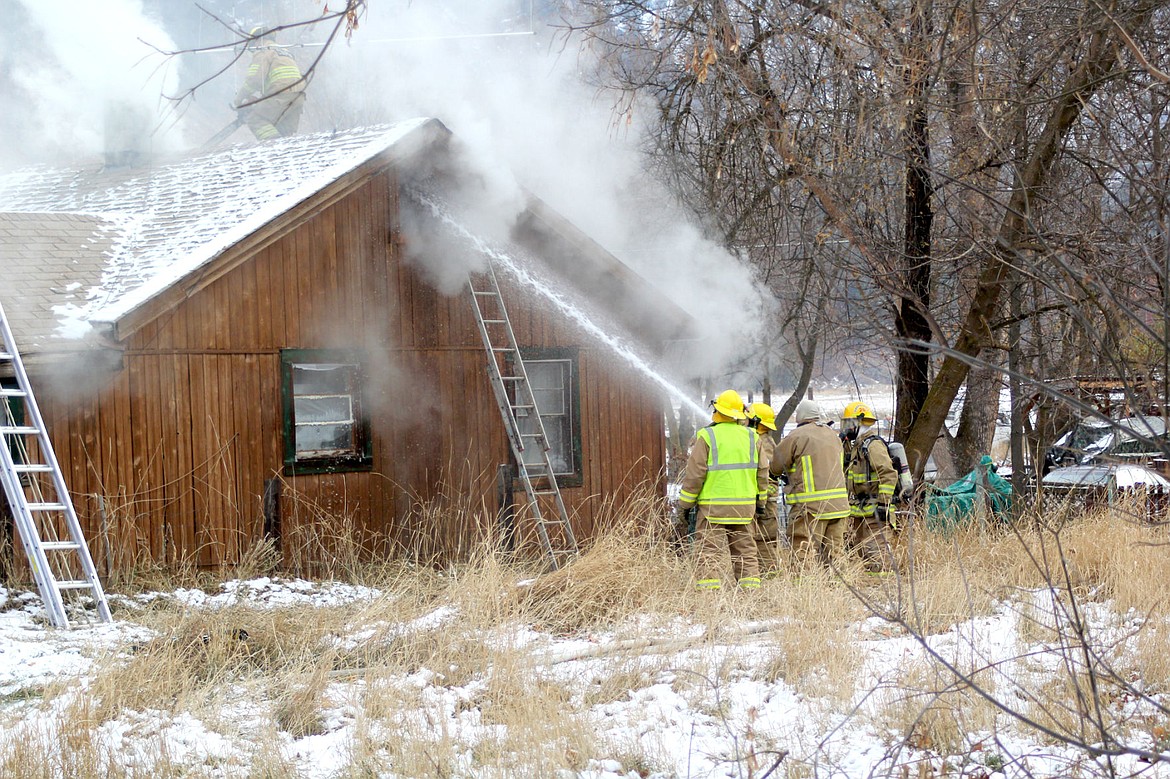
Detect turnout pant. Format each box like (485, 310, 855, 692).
(694, 508, 760, 589)
(751, 499, 782, 574)
(850, 512, 894, 572)
(786, 504, 847, 571)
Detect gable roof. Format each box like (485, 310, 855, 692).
(0, 119, 693, 361)
(0, 119, 437, 340)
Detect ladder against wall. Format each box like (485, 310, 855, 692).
(0, 302, 111, 628)
(467, 260, 579, 570)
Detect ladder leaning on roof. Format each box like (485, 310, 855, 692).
(0, 301, 111, 628)
(467, 258, 579, 570)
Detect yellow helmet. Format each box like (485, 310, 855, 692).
(748, 402, 777, 430)
(712, 389, 747, 420)
(842, 401, 877, 424)
(248, 25, 277, 46)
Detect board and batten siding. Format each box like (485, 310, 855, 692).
(31, 168, 667, 572)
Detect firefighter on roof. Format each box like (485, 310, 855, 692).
(678, 390, 769, 590)
(841, 401, 898, 573)
(771, 398, 851, 570)
(234, 26, 307, 141)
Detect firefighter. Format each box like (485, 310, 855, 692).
(841, 401, 898, 573)
(747, 402, 782, 575)
(771, 398, 851, 570)
(234, 26, 307, 141)
(678, 390, 769, 590)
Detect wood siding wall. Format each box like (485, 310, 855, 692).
(32, 169, 667, 571)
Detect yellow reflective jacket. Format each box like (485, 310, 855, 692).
(679, 422, 768, 523)
(235, 48, 305, 106)
(771, 421, 850, 520)
(846, 429, 898, 516)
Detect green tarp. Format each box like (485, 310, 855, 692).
(925, 455, 1012, 531)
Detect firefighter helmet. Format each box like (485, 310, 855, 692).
(712, 389, 747, 420)
(749, 402, 777, 430)
(842, 401, 878, 423)
(248, 25, 277, 46)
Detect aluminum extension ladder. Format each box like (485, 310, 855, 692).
(0, 301, 111, 628)
(467, 260, 579, 570)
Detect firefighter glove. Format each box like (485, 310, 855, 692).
(875, 503, 895, 529)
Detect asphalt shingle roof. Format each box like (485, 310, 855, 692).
(0, 212, 120, 351)
(0, 119, 433, 344)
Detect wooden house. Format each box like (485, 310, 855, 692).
(0, 119, 693, 572)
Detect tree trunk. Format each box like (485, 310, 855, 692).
(1009, 271, 1030, 508)
(953, 363, 1002, 471)
(775, 328, 819, 430)
(903, 19, 1132, 476)
(894, 0, 934, 444)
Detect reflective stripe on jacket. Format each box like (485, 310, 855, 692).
(846, 430, 898, 516)
(679, 422, 764, 523)
(771, 421, 850, 520)
(235, 48, 305, 106)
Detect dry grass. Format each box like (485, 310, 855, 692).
(87, 602, 355, 723)
(872, 660, 1000, 758)
(8, 487, 1170, 777)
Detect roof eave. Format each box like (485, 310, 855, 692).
(512, 197, 697, 347)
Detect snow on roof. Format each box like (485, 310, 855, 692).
(0, 119, 433, 335)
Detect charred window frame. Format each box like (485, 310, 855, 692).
(511, 347, 582, 487)
(280, 350, 372, 475)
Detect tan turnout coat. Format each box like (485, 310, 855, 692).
(771, 421, 850, 520)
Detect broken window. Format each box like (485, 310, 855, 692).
(515, 348, 581, 486)
(280, 350, 372, 474)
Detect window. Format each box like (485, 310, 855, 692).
(514, 348, 581, 486)
(1, 379, 25, 467)
(281, 350, 372, 474)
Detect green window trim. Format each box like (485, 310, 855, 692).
(513, 347, 583, 488)
(280, 349, 373, 476)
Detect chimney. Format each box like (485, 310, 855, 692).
(103, 100, 152, 169)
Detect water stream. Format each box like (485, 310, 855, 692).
(414, 192, 708, 418)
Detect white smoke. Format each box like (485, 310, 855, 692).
(300, 0, 770, 382)
(2, 0, 771, 384)
(2, 0, 185, 167)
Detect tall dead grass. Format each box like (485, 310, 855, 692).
(12, 483, 1170, 777)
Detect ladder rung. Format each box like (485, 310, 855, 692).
(13, 464, 53, 473)
(55, 580, 97, 591)
(1, 426, 40, 435)
(27, 502, 67, 511)
(472, 290, 500, 297)
(0, 352, 13, 360)
(481, 319, 507, 324)
(0, 388, 26, 398)
(512, 404, 535, 410)
(492, 347, 516, 353)
(532, 490, 558, 497)
(500, 376, 524, 381)
(41, 541, 81, 551)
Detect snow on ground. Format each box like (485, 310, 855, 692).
(2, 578, 1168, 778)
